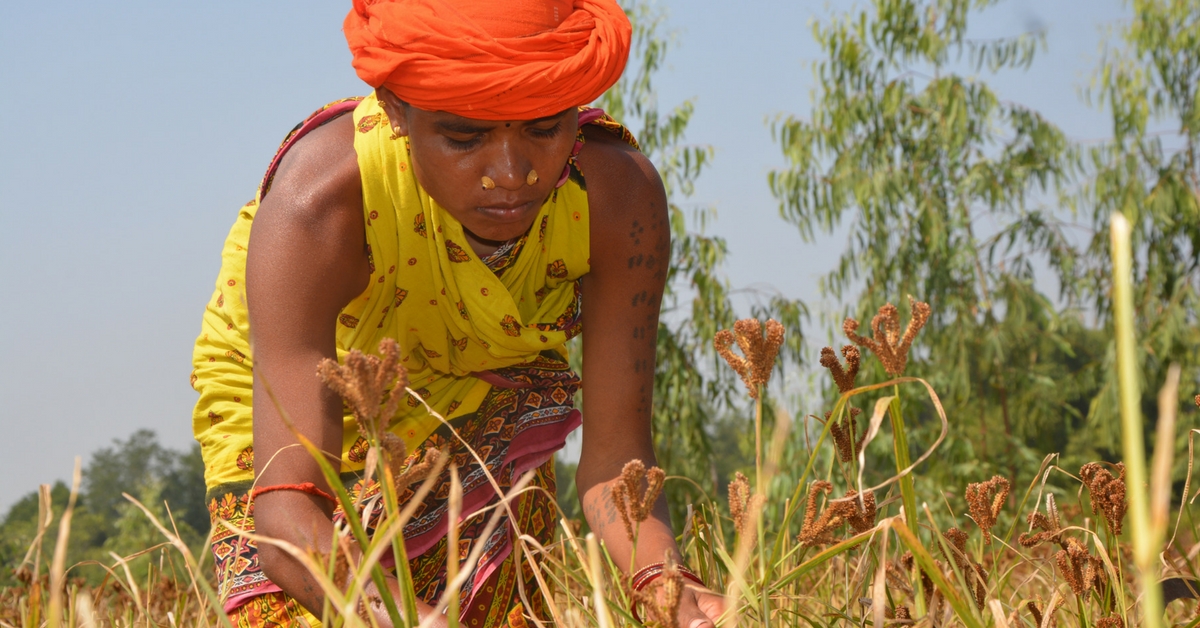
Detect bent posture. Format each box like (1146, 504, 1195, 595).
(191, 1, 723, 625)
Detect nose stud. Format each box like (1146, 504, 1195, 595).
(526, 169, 539, 186)
(481, 176, 496, 190)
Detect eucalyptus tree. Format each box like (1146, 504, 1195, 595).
(768, 0, 1088, 485)
(1079, 0, 1200, 452)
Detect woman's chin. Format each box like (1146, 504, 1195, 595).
(467, 204, 540, 242)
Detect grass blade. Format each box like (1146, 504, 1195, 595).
(585, 533, 613, 628)
(1152, 364, 1180, 539)
(46, 457, 81, 628)
(889, 392, 918, 535)
(1111, 213, 1163, 628)
(891, 518, 984, 628)
(259, 376, 410, 625)
(771, 526, 876, 590)
(446, 465, 461, 627)
(120, 493, 236, 628)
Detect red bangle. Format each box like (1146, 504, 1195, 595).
(250, 482, 337, 503)
(632, 562, 705, 590)
(630, 562, 706, 622)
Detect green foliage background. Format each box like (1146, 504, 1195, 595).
(5, 0, 1200, 587)
(767, 0, 1200, 508)
(0, 431, 207, 587)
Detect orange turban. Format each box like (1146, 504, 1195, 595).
(344, 0, 632, 120)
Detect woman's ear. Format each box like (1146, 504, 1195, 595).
(376, 88, 410, 137)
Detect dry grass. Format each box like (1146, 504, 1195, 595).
(4, 266, 1199, 626)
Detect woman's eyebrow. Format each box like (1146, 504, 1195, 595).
(525, 113, 564, 125)
(435, 119, 495, 134)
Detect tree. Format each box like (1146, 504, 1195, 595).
(768, 0, 1098, 486)
(769, 0, 1200, 490)
(1080, 0, 1200, 448)
(0, 431, 206, 586)
(83, 429, 175, 522)
(160, 443, 210, 538)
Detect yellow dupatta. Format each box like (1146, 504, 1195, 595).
(191, 95, 590, 490)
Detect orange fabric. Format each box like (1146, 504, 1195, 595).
(459, 0, 574, 38)
(344, 0, 631, 120)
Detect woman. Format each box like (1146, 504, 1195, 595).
(191, 0, 723, 625)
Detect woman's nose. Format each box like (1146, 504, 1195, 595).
(487, 138, 531, 190)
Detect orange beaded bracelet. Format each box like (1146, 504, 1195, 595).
(250, 482, 337, 503)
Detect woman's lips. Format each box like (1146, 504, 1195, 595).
(476, 200, 537, 223)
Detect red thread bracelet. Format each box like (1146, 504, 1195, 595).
(630, 562, 706, 622)
(250, 482, 337, 503)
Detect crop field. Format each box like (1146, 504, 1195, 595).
(3, 218, 1198, 628)
(5, 0, 1200, 626)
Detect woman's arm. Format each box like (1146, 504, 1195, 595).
(245, 115, 443, 626)
(576, 130, 722, 627)
(575, 130, 671, 562)
(246, 112, 368, 611)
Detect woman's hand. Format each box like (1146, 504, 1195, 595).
(360, 578, 448, 628)
(683, 588, 727, 627)
(642, 583, 724, 628)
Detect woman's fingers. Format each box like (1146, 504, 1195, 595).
(676, 588, 723, 628)
(696, 589, 727, 616)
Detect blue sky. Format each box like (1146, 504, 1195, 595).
(0, 0, 1127, 512)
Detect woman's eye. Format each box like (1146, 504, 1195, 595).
(529, 122, 562, 139)
(445, 135, 483, 151)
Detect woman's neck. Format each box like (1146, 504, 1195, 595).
(463, 227, 509, 258)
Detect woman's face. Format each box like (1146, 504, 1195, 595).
(378, 89, 579, 246)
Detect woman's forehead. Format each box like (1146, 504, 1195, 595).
(414, 106, 574, 129)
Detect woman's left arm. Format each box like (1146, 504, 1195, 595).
(576, 131, 723, 627)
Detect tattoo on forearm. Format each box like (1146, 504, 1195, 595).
(584, 486, 623, 531)
(635, 384, 649, 416)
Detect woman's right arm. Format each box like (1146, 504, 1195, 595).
(245, 112, 370, 613)
(246, 113, 446, 626)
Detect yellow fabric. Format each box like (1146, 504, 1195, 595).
(192, 94, 590, 490)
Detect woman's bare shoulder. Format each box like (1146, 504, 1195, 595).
(247, 113, 369, 316)
(575, 125, 659, 201)
(575, 126, 668, 273)
(261, 113, 362, 225)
